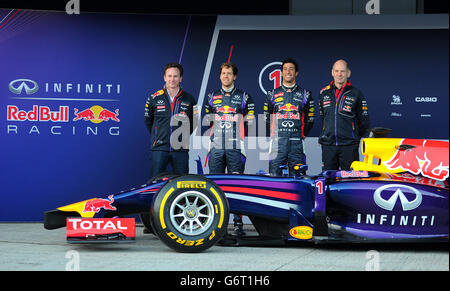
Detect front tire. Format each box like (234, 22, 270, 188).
(152, 175, 229, 253)
(140, 173, 179, 234)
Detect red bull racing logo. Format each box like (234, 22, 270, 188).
(6, 104, 120, 136)
(7, 105, 69, 122)
(384, 139, 449, 181)
(73, 105, 120, 123)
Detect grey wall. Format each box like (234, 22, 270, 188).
(290, 0, 419, 15)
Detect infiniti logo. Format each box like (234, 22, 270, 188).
(281, 121, 294, 128)
(373, 184, 422, 211)
(9, 79, 39, 95)
(219, 121, 232, 129)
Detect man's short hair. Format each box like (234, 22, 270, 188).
(282, 58, 299, 72)
(220, 62, 238, 76)
(164, 63, 184, 77)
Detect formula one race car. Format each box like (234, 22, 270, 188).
(44, 130, 449, 252)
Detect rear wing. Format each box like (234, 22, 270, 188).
(351, 138, 449, 181)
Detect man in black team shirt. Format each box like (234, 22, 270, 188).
(145, 63, 198, 179)
(318, 59, 370, 171)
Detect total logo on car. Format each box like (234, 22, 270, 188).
(66, 218, 135, 242)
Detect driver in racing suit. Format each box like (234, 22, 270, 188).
(264, 58, 314, 176)
(203, 62, 255, 235)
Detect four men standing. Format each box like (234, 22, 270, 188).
(145, 59, 370, 179)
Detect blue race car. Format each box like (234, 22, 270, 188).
(44, 135, 449, 252)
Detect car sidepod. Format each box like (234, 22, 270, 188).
(325, 179, 449, 242)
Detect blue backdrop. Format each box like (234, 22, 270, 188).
(1, 10, 216, 220)
(204, 29, 449, 139)
(1, 9, 448, 221)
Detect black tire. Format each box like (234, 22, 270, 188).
(140, 173, 179, 234)
(152, 175, 229, 253)
(139, 212, 154, 234)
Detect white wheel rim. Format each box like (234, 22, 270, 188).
(169, 191, 215, 236)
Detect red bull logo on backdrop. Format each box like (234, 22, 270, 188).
(384, 139, 449, 181)
(6, 77, 121, 136)
(6, 104, 120, 136)
(73, 105, 120, 123)
(7, 105, 69, 122)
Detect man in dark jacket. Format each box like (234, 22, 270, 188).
(318, 59, 370, 171)
(145, 63, 198, 179)
(264, 58, 315, 176)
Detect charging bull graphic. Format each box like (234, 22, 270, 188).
(83, 195, 117, 213)
(73, 108, 95, 121)
(216, 106, 236, 114)
(73, 106, 120, 123)
(384, 139, 449, 181)
(279, 103, 298, 112)
(98, 108, 120, 122)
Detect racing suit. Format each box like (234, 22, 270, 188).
(145, 87, 198, 178)
(318, 80, 370, 170)
(203, 87, 255, 174)
(264, 84, 314, 176)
